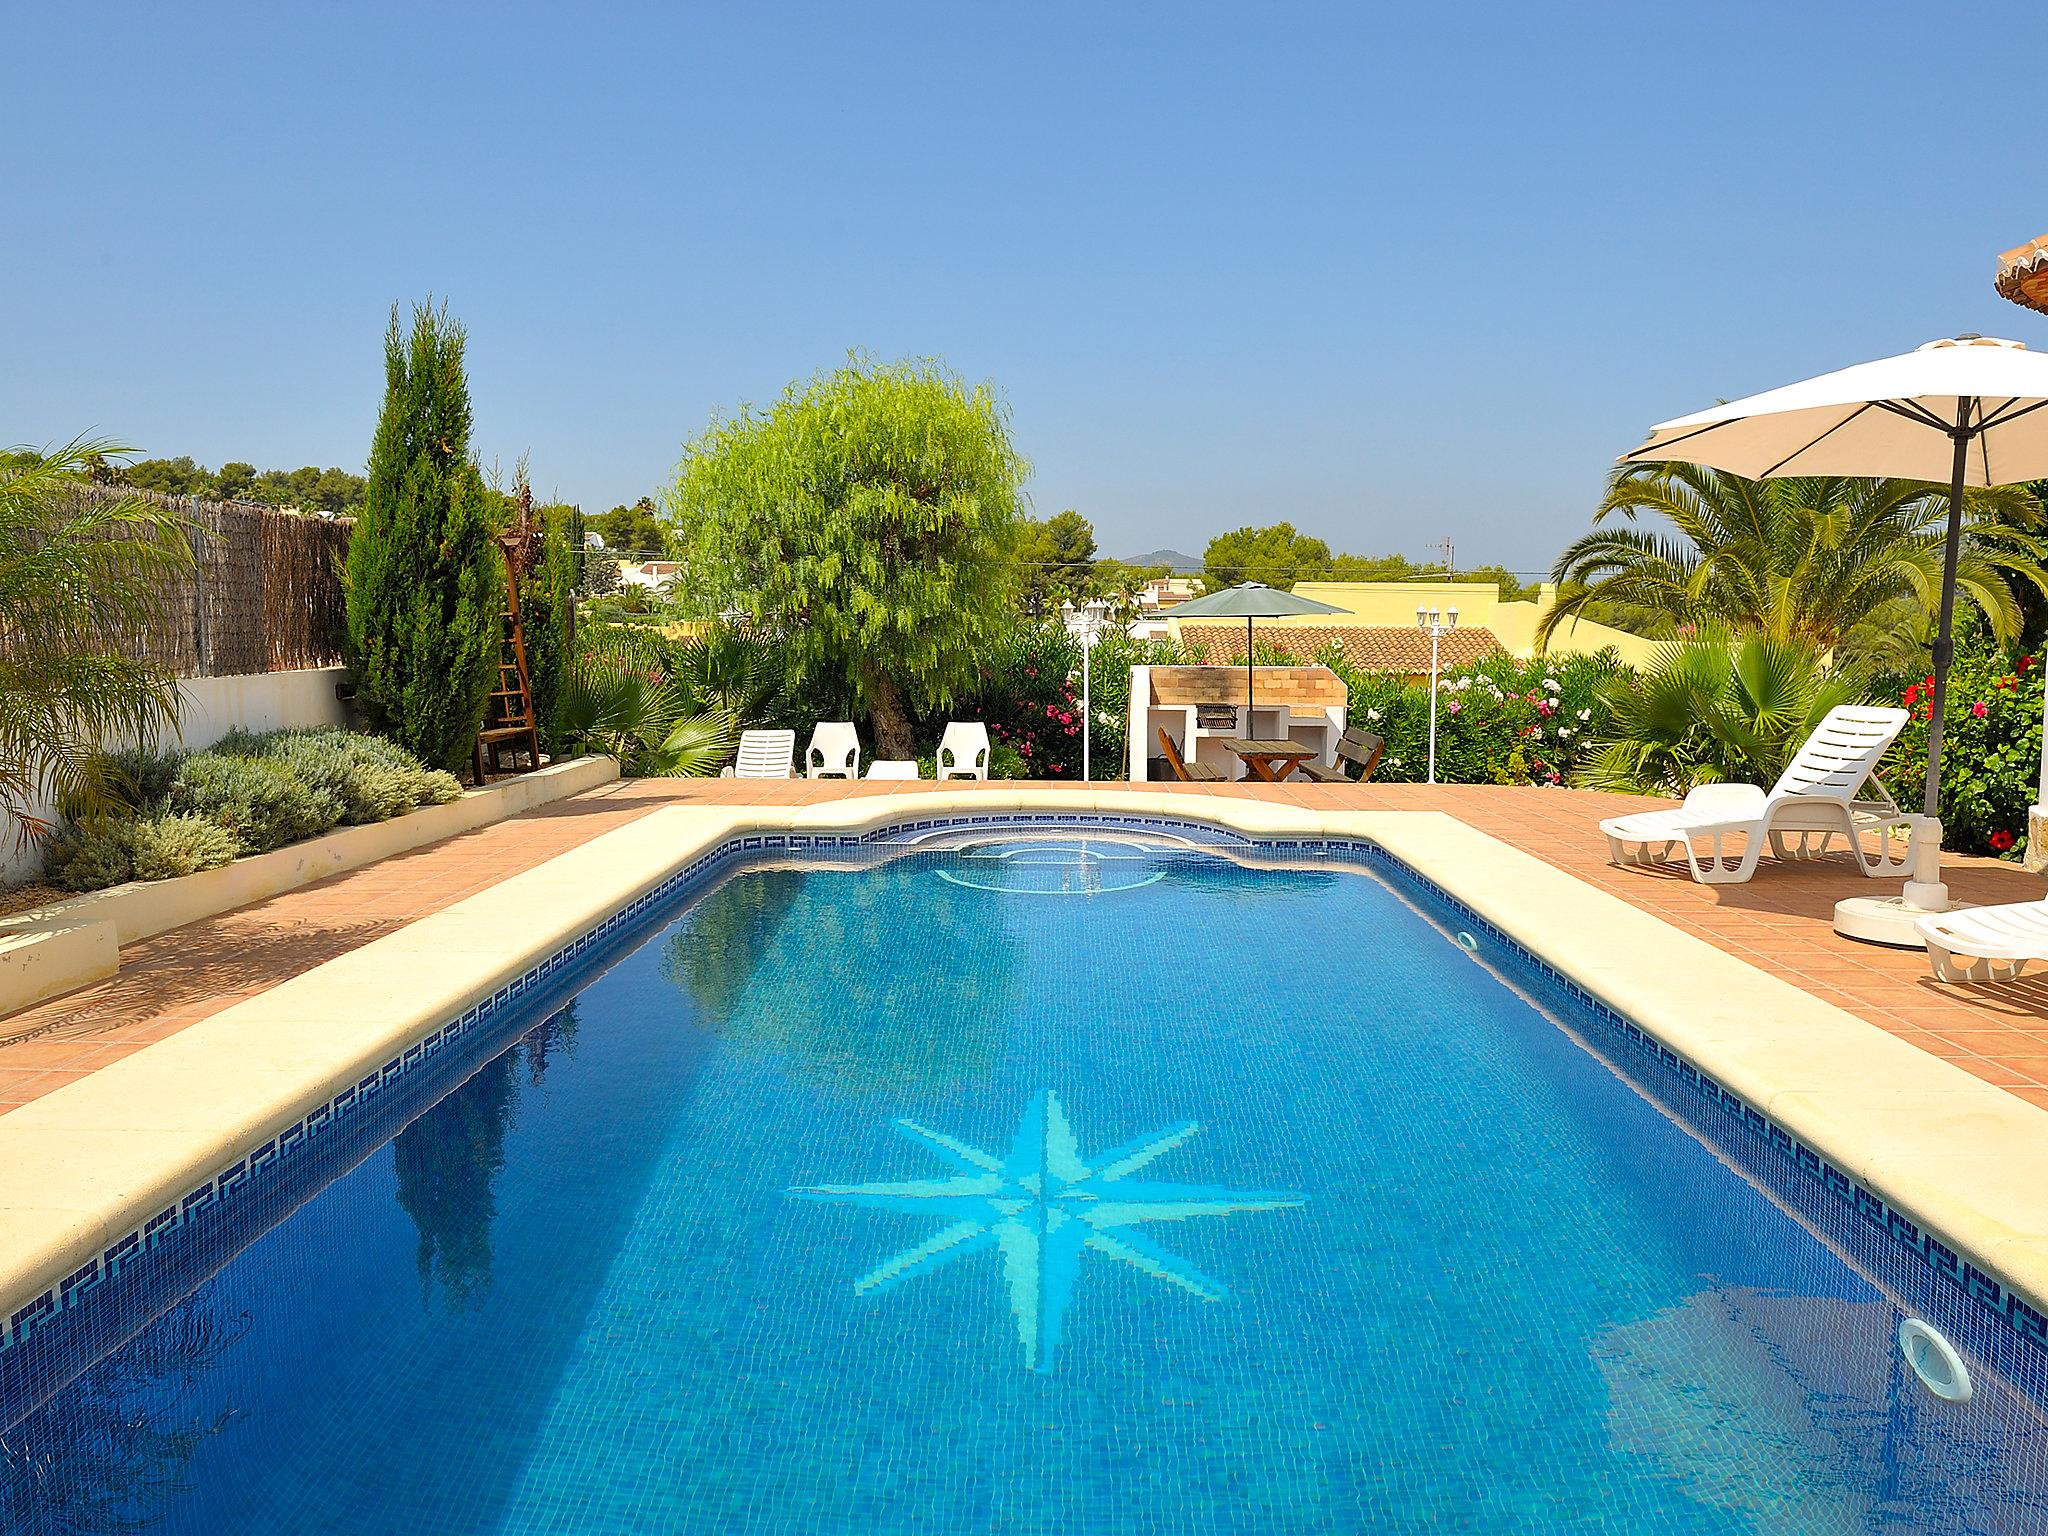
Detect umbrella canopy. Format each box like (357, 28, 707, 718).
(1169, 581, 1348, 719)
(1621, 334, 2048, 922)
(1624, 335, 2048, 484)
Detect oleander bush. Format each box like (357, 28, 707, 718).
(43, 728, 464, 891)
(1885, 627, 2042, 859)
(1287, 645, 1627, 785)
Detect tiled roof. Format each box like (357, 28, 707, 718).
(1998, 234, 2048, 315)
(1179, 623, 1503, 673)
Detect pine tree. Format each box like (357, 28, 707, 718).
(344, 301, 503, 774)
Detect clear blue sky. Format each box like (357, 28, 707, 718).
(6, 2, 2045, 572)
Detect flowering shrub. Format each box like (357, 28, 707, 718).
(957, 621, 1086, 777)
(1320, 649, 1627, 785)
(1889, 636, 2041, 858)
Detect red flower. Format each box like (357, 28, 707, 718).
(1972, 701, 1989, 718)
(2023, 656, 2036, 672)
(1903, 684, 1920, 705)
(1990, 829, 2016, 852)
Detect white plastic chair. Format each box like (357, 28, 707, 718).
(1599, 705, 1913, 885)
(726, 729, 796, 779)
(806, 722, 860, 779)
(1918, 901, 2048, 984)
(937, 721, 991, 781)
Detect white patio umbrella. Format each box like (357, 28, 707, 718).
(1621, 334, 2048, 944)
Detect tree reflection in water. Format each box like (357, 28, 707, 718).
(392, 1004, 579, 1310)
(0, 1291, 249, 1536)
(661, 865, 1018, 1097)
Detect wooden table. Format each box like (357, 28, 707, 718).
(1217, 737, 1315, 783)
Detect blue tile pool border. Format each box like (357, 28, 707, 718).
(4, 810, 2042, 1391)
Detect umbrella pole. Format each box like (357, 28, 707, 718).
(1245, 616, 1255, 734)
(1902, 407, 1974, 912)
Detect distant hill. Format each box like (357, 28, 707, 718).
(1123, 548, 1202, 573)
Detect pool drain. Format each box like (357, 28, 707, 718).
(1898, 1317, 1972, 1403)
(1456, 932, 1479, 953)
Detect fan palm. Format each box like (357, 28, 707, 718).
(1575, 631, 1875, 795)
(553, 626, 735, 775)
(1539, 464, 2048, 657)
(0, 439, 195, 845)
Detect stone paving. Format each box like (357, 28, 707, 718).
(4, 775, 2046, 1115)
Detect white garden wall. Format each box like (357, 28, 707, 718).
(2, 666, 351, 884)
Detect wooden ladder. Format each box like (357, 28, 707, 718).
(473, 513, 544, 782)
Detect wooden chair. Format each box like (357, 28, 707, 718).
(1297, 728, 1383, 784)
(1157, 727, 1224, 782)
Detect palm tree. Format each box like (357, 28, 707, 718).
(1575, 631, 1874, 794)
(1539, 464, 2048, 660)
(0, 439, 194, 845)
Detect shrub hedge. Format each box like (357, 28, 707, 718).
(45, 728, 463, 892)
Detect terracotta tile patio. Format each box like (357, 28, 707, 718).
(4, 776, 2046, 1115)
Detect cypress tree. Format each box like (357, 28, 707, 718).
(344, 301, 504, 774)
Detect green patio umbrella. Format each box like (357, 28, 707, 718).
(1168, 581, 1349, 723)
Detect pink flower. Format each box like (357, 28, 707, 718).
(1445, 699, 1461, 715)
(1045, 704, 1058, 717)
(1972, 701, 1989, 718)
(1059, 712, 1073, 725)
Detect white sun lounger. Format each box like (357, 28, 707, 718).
(725, 728, 796, 779)
(1918, 902, 2048, 984)
(937, 722, 991, 781)
(806, 721, 860, 779)
(1599, 705, 1913, 886)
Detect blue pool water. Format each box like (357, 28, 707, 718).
(4, 830, 2046, 1534)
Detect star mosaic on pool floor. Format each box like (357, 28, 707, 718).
(789, 1089, 1304, 1372)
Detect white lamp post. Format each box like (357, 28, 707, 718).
(1416, 603, 1459, 784)
(1063, 597, 1113, 782)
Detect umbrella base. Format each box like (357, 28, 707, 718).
(1833, 892, 1972, 949)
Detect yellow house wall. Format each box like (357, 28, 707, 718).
(1287, 582, 1664, 667)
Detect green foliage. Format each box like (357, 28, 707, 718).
(525, 505, 583, 752)
(592, 496, 666, 556)
(1545, 463, 2048, 657)
(1574, 632, 1872, 795)
(960, 622, 1085, 776)
(237, 727, 460, 824)
(1325, 650, 1625, 785)
(1016, 509, 1098, 609)
(122, 455, 366, 513)
(45, 728, 456, 889)
(1887, 629, 2042, 857)
(126, 815, 240, 882)
(671, 356, 1028, 757)
(1203, 522, 1332, 590)
(551, 626, 736, 776)
(1201, 523, 1534, 599)
(0, 437, 193, 843)
(1061, 626, 1191, 779)
(343, 301, 505, 774)
(168, 752, 344, 854)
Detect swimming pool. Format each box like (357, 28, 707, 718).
(3, 824, 2045, 1533)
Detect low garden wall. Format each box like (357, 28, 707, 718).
(0, 666, 350, 885)
(0, 755, 618, 1022)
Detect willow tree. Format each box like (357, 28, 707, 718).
(671, 357, 1027, 757)
(344, 302, 503, 774)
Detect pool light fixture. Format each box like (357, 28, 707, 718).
(1898, 1317, 1972, 1403)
